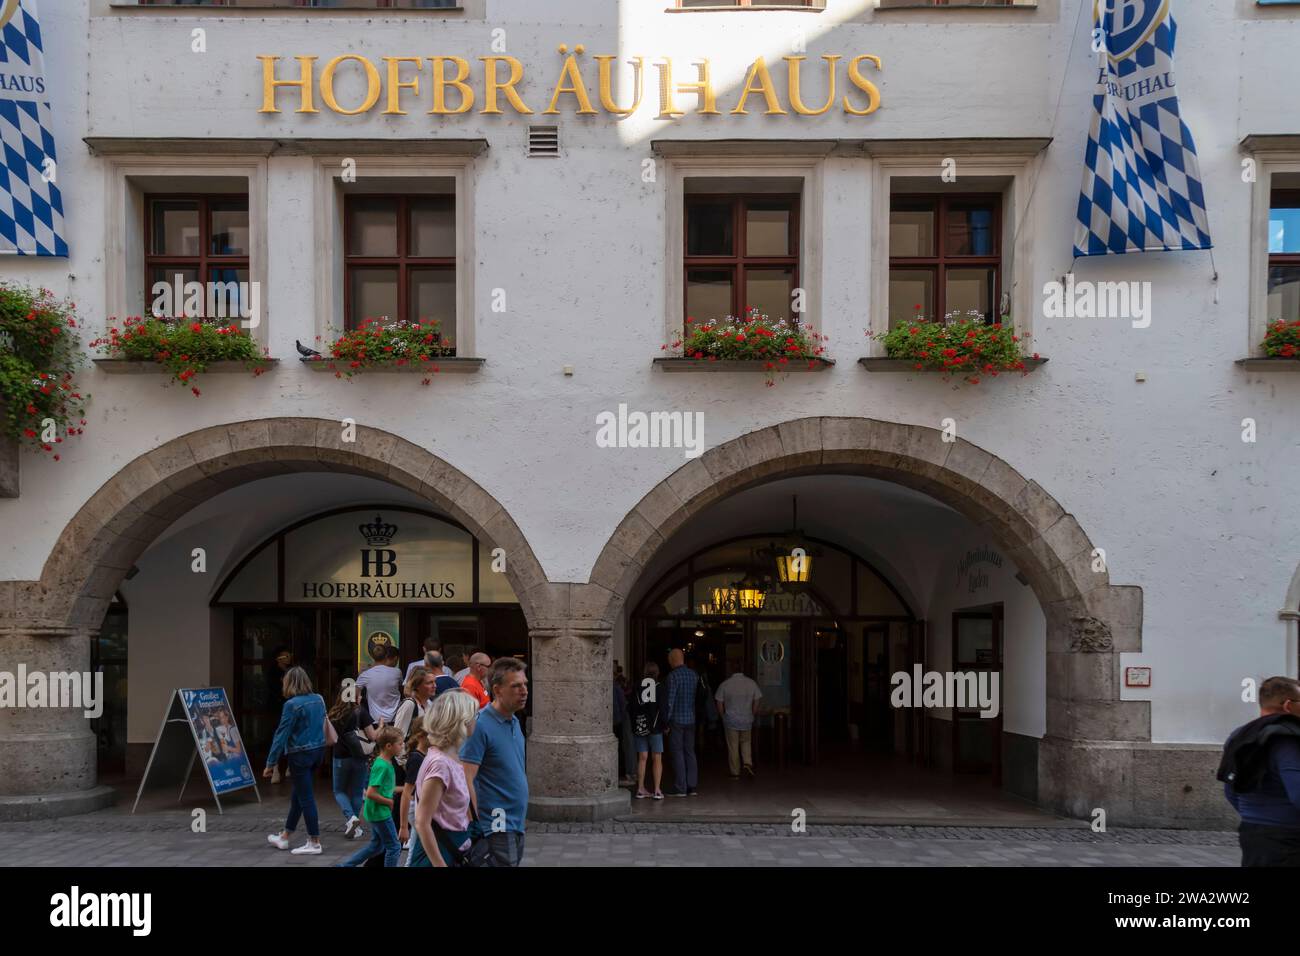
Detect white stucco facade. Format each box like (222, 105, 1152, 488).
(1, 0, 1298, 823)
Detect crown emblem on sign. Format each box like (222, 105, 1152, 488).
(359, 514, 398, 547)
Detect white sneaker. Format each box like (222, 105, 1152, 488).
(291, 842, 322, 855)
(267, 834, 289, 850)
(271, 769, 281, 784)
(344, 815, 360, 838)
(350, 827, 365, 840)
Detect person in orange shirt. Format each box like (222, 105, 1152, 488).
(460, 653, 492, 708)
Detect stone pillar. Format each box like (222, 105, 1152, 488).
(0, 621, 116, 819)
(526, 620, 630, 822)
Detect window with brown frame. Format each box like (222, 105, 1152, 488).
(888, 194, 1001, 327)
(684, 195, 800, 329)
(144, 194, 250, 319)
(343, 194, 456, 337)
(1268, 188, 1300, 324)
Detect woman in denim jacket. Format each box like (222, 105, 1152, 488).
(264, 667, 328, 855)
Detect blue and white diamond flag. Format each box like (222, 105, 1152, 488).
(1074, 0, 1211, 258)
(0, 0, 67, 257)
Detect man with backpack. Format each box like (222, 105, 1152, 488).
(1219, 675, 1300, 866)
(664, 648, 700, 797)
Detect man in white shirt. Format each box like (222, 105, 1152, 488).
(357, 645, 404, 723)
(715, 666, 764, 778)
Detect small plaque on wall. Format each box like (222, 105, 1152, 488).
(1125, 666, 1152, 688)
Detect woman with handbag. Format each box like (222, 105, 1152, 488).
(264, 666, 328, 856)
(409, 690, 479, 867)
(328, 685, 371, 842)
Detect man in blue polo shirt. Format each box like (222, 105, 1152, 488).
(461, 657, 529, 866)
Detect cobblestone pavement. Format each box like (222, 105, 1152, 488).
(0, 816, 1240, 867)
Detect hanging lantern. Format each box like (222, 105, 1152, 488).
(760, 495, 820, 595)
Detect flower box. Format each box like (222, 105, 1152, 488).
(872, 318, 1036, 384)
(662, 310, 830, 385)
(654, 357, 834, 372)
(1, 284, 88, 466)
(93, 358, 278, 374)
(1235, 357, 1300, 371)
(314, 319, 464, 384)
(90, 317, 271, 396)
(859, 356, 1048, 373)
(300, 357, 484, 374)
(1246, 320, 1300, 368)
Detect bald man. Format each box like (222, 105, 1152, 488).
(461, 652, 492, 708)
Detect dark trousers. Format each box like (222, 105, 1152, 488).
(283, 747, 325, 838)
(668, 720, 697, 792)
(1239, 822, 1300, 867)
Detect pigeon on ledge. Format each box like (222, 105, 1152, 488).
(296, 340, 322, 358)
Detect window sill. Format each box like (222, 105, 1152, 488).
(93, 358, 278, 374)
(875, 3, 1037, 10)
(1235, 357, 1300, 370)
(666, 6, 824, 12)
(858, 356, 1048, 372)
(654, 357, 834, 372)
(301, 356, 484, 374)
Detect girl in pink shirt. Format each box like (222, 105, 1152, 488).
(410, 691, 479, 868)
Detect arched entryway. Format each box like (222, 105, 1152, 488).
(0, 418, 558, 819)
(578, 417, 1182, 825)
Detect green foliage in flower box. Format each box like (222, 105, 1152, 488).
(0, 284, 88, 458)
(91, 316, 269, 395)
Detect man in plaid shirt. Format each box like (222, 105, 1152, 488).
(664, 648, 700, 797)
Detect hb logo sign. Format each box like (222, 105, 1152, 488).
(359, 514, 399, 578)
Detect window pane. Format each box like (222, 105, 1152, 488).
(350, 268, 399, 325)
(745, 267, 795, 322)
(889, 205, 934, 257)
(946, 267, 995, 323)
(410, 268, 456, 329)
(746, 202, 792, 256)
(210, 199, 249, 256)
(347, 198, 399, 257)
(1267, 265, 1300, 324)
(151, 201, 200, 257)
(410, 198, 455, 258)
(888, 269, 934, 327)
(686, 269, 733, 325)
(1269, 203, 1300, 254)
(686, 201, 735, 256)
(149, 267, 200, 318)
(207, 267, 251, 321)
(945, 203, 996, 256)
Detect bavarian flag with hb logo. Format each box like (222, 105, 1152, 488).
(0, 0, 67, 257)
(1074, 0, 1212, 257)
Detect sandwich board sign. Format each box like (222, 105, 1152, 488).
(132, 687, 259, 814)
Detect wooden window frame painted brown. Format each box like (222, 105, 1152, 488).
(683, 193, 801, 331)
(342, 194, 455, 332)
(143, 193, 250, 317)
(889, 193, 1002, 325)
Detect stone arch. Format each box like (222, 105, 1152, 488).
(32, 418, 550, 629)
(0, 417, 551, 818)
(579, 417, 1157, 822)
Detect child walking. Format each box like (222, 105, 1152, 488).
(337, 727, 403, 867)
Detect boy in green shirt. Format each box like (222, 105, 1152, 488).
(338, 728, 403, 867)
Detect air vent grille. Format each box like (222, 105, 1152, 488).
(527, 125, 560, 158)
